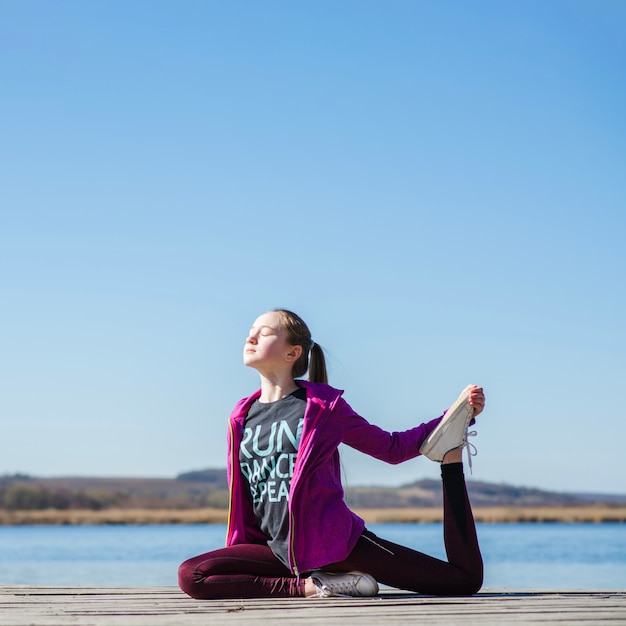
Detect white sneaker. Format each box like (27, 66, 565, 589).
(419, 385, 477, 464)
(310, 570, 379, 598)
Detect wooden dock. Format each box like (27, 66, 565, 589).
(1, 586, 625, 625)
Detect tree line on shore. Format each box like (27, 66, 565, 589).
(0, 473, 229, 512)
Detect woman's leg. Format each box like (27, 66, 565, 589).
(331, 461, 483, 596)
(178, 543, 305, 599)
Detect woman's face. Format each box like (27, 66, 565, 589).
(243, 311, 297, 372)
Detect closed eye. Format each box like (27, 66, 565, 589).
(251, 324, 277, 337)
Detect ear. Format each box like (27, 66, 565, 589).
(285, 344, 303, 363)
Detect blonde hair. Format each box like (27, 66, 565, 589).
(272, 309, 328, 384)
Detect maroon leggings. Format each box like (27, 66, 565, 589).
(178, 463, 483, 599)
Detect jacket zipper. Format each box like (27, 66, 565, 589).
(287, 396, 320, 579)
(225, 421, 236, 543)
(289, 509, 300, 579)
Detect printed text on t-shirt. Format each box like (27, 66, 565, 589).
(240, 418, 303, 504)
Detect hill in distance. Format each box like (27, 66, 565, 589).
(176, 468, 626, 507)
(2, 469, 625, 511)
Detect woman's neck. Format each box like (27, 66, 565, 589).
(258, 373, 299, 403)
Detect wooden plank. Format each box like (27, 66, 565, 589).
(0, 587, 625, 625)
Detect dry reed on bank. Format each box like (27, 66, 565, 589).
(0, 508, 229, 525)
(1, 506, 626, 525)
(353, 506, 626, 524)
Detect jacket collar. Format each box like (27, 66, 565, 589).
(230, 381, 344, 423)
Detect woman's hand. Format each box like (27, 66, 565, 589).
(468, 385, 485, 417)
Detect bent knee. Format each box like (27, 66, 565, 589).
(458, 571, 483, 596)
(178, 559, 201, 598)
(436, 569, 482, 597)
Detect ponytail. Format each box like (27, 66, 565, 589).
(308, 342, 328, 384)
(272, 308, 328, 384)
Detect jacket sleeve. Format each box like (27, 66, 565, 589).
(336, 398, 443, 465)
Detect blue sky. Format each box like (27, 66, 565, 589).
(1, 1, 624, 494)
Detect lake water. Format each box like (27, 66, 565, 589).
(0, 523, 625, 590)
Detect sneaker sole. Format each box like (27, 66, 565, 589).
(419, 385, 474, 460)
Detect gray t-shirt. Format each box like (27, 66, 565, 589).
(239, 387, 306, 567)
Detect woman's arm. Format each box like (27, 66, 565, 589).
(337, 398, 444, 465)
(337, 385, 484, 464)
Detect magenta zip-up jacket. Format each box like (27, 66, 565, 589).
(225, 381, 443, 576)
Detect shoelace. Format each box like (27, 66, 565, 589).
(316, 577, 360, 598)
(463, 430, 478, 472)
(318, 584, 352, 598)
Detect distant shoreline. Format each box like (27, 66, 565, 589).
(1, 505, 625, 525)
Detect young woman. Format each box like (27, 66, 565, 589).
(178, 309, 485, 599)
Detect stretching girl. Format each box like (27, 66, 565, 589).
(178, 309, 485, 599)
